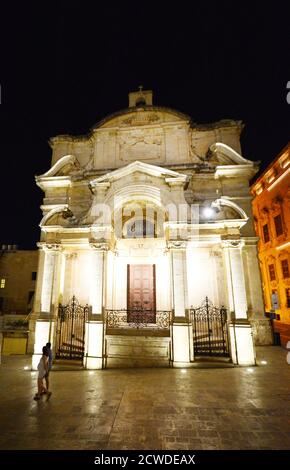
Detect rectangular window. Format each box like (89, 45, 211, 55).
(281, 259, 290, 278)
(0, 278, 5, 289)
(274, 214, 283, 237)
(262, 223, 270, 243)
(31, 271, 37, 281)
(286, 289, 290, 308)
(268, 264, 276, 281)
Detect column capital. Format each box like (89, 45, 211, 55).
(221, 238, 244, 249)
(89, 238, 109, 251)
(37, 242, 62, 252)
(167, 240, 187, 250)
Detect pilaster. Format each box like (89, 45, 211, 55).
(83, 241, 109, 369)
(168, 241, 193, 366)
(243, 238, 273, 345)
(222, 239, 255, 365)
(31, 243, 62, 369)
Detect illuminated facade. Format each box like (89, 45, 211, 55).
(30, 89, 272, 369)
(251, 143, 290, 347)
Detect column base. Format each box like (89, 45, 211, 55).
(229, 321, 256, 366)
(83, 356, 103, 369)
(172, 322, 193, 366)
(250, 318, 273, 345)
(172, 361, 196, 368)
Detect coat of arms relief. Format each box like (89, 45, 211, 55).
(118, 128, 164, 161)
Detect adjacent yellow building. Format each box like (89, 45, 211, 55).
(0, 247, 39, 355)
(251, 143, 290, 347)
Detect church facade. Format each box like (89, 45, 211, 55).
(30, 89, 272, 369)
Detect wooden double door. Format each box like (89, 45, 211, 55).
(127, 264, 156, 323)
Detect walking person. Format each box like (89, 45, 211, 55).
(44, 342, 53, 393)
(33, 346, 51, 401)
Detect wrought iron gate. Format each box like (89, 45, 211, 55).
(55, 296, 89, 360)
(191, 297, 229, 357)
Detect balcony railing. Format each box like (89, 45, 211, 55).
(105, 309, 172, 330)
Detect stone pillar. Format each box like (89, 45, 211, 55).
(169, 242, 193, 367)
(31, 243, 61, 370)
(243, 238, 273, 345)
(89, 248, 106, 315)
(83, 241, 108, 369)
(41, 248, 58, 313)
(58, 251, 67, 304)
(63, 252, 77, 301)
(170, 243, 188, 317)
(223, 240, 248, 319)
(222, 239, 256, 366)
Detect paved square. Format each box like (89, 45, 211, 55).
(0, 346, 289, 450)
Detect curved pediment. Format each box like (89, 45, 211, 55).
(92, 106, 192, 130)
(209, 142, 255, 166)
(40, 205, 69, 227)
(212, 198, 248, 220)
(40, 206, 82, 228)
(38, 155, 80, 178)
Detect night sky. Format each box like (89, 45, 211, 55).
(0, 2, 289, 248)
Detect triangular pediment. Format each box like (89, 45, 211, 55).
(90, 161, 188, 189)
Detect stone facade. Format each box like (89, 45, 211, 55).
(251, 142, 290, 347)
(31, 89, 272, 369)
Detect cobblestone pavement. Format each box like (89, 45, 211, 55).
(0, 346, 289, 450)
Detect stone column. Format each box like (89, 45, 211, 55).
(169, 242, 193, 367)
(31, 243, 61, 370)
(224, 241, 248, 319)
(222, 239, 255, 366)
(63, 252, 77, 301)
(243, 238, 273, 345)
(170, 243, 188, 317)
(83, 241, 108, 369)
(89, 248, 106, 315)
(41, 247, 59, 313)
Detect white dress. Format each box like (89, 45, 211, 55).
(37, 357, 47, 379)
